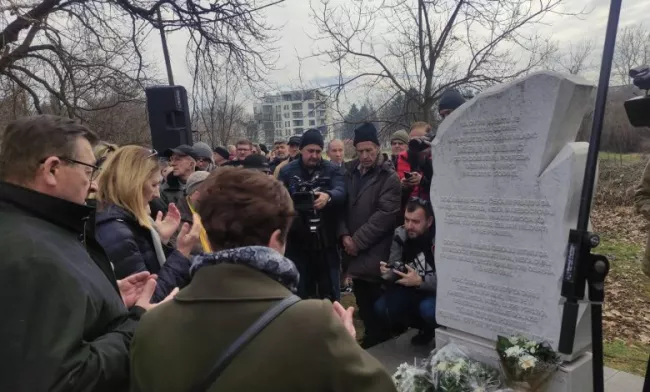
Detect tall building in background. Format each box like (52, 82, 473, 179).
(254, 90, 332, 146)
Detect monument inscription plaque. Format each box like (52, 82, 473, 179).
(431, 72, 595, 355)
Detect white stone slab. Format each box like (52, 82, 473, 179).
(430, 72, 596, 357)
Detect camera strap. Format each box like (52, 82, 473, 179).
(188, 295, 301, 392)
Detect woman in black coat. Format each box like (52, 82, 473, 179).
(95, 146, 200, 302)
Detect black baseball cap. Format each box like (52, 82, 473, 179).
(288, 136, 302, 146)
(162, 144, 199, 160)
(241, 154, 271, 174)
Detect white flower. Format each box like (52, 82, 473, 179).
(435, 362, 448, 371)
(530, 346, 536, 354)
(519, 355, 537, 370)
(509, 336, 520, 345)
(505, 346, 524, 358)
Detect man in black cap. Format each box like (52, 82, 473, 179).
(438, 89, 466, 120)
(278, 129, 346, 301)
(273, 135, 302, 178)
(241, 154, 272, 175)
(212, 146, 230, 167)
(339, 122, 401, 348)
(160, 144, 198, 206)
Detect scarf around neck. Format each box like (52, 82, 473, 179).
(190, 246, 300, 292)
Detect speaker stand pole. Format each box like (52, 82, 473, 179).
(156, 7, 175, 86)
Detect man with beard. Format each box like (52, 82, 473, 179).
(376, 198, 436, 346)
(273, 135, 302, 178)
(279, 129, 345, 301)
(269, 140, 289, 173)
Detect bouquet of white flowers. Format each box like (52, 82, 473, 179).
(496, 336, 559, 391)
(393, 344, 503, 392)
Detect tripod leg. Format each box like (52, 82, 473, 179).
(591, 303, 605, 392)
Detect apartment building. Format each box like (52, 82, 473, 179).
(253, 90, 331, 146)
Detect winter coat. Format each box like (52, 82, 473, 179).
(95, 204, 191, 302)
(160, 174, 185, 206)
(278, 157, 346, 250)
(634, 158, 650, 278)
(338, 154, 402, 281)
(386, 226, 437, 292)
(269, 156, 288, 173)
(0, 182, 144, 392)
(130, 262, 397, 392)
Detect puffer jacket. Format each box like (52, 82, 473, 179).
(95, 204, 191, 302)
(338, 154, 401, 281)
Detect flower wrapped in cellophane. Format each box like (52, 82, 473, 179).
(496, 336, 560, 391)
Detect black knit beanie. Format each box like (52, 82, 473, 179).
(439, 89, 466, 111)
(353, 122, 379, 146)
(213, 146, 230, 160)
(300, 129, 324, 149)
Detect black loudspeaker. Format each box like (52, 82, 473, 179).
(145, 85, 193, 152)
(625, 95, 650, 127)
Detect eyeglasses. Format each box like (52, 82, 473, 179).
(146, 149, 158, 159)
(41, 156, 101, 181)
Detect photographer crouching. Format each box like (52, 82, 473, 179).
(279, 129, 346, 301)
(375, 198, 437, 346)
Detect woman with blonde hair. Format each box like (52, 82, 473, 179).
(94, 141, 118, 167)
(95, 146, 200, 302)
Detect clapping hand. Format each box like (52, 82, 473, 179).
(176, 213, 202, 258)
(155, 203, 182, 244)
(118, 271, 157, 308)
(332, 301, 356, 340)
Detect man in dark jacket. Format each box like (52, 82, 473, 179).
(339, 122, 402, 348)
(269, 139, 289, 173)
(160, 144, 198, 205)
(0, 115, 160, 391)
(279, 129, 346, 301)
(376, 198, 436, 346)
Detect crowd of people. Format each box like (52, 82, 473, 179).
(0, 90, 466, 391)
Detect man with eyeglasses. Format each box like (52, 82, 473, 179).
(235, 139, 254, 161)
(376, 198, 437, 346)
(0, 115, 163, 391)
(160, 144, 199, 207)
(192, 142, 216, 172)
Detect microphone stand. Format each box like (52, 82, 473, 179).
(558, 1, 622, 391)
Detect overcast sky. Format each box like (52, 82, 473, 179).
(149, 0, 650, 112)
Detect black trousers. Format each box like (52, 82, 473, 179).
(289, 247, 341, 302)
(353, 279, 391, 348)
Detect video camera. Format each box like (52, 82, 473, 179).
(408, 132, 434, 153)
(290, 175, 330, 234)
(624, 65, 650, 127)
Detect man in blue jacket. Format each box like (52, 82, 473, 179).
(279, 129, 346, 301)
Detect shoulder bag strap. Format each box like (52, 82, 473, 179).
(188, 295, 301, 392)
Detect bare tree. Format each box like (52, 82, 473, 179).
(0, 0, 283, 117)
(551, 39, 596, 76)
(309, 0, 579, 127)
(613, 23, 650, 85)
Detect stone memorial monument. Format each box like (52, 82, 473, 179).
(430, 72, 596, 391)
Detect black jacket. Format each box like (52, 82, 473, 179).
(0, 182, 144, 392)
(278, 157, 346, 251)
(95, 204, 191, 302)
(160, 174, 185, 206)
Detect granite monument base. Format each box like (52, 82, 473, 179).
(435, 328, 594, 392)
